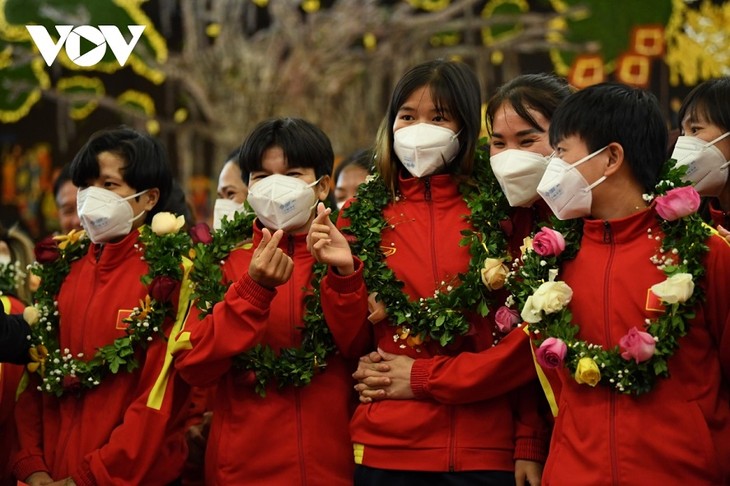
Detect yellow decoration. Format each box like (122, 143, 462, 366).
(252, 0, 269, 6)
(146, 119, 160, 135)
(57, 76, 105, 120)
(665, 0, 730, 86)
(616, 53, 650, 88)
(363, 32, 377, 51)
(568, 54, 605, 89)
(174, 108, 188, 123)
(301, 0, 320, 13)
(491, 50, 504, 65)
(407, 0, 451, 11)
(481, 0, 529, 46)
(206, 23, 221, 38)
(118, 89, 156, 116)
(0, 58, 50, 123)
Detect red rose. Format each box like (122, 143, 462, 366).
(62, 375, 82, 392)
(148, 275, 180, 303)
(34, 236, 61, 264)
(190, 223, 213, 245)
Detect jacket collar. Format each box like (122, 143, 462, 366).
(582, 207, 658, 245)
(88, 228, 142, 269)
(397, 171, 461, 201)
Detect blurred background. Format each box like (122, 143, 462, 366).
(0, 0, 726, 237)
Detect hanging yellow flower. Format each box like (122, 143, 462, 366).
(28, 344, 49, 375)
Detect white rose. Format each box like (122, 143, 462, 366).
(23, 305, 40, 326)
(531, 280, 573, 314)
(151, 212, 185, 235)
(520, 295, 542, 324)
(651, 273, 694, 304)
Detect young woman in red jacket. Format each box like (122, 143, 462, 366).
(670, 76, 730, 241)
(13, 127, 192, 486)
(310, 60, 550, 485)
(174, 118, 367, 485)
(530, 83, 730, 484)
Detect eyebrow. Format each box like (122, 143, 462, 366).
(492, 127, 544, 138)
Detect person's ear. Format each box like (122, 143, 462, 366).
(142, 188, 160, 211)
(603, 142, 625, 177)
(315, 175, 331, 201)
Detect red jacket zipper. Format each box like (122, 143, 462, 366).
(603, 221, 620, 485)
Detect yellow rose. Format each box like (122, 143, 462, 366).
(23, 305, 40, 326)
(531, 280, 573, 314)
(520, 236, 534, 257)
(151, 212, 185, 235)
(650, 273, 694, 304)
(574, 357, 601, 387)
(480, 258, 509, 291)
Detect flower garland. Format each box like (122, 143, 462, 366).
(188, 209, 337, 397)
(0, 260, 24, 296)
(341, 142, 512, 348)
(25, 217, 189, 397)
(506, 162, 710, 395)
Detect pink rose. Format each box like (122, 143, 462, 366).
(494, 306, 520, 333)
(535, 337, 567, 369)
(619, 327, 656, 363)
(532, 227, 566, 257)
(654, 186, 700, 221)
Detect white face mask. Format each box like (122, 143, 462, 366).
(212, 198, 247, 230)
(77, 186, 148, 243)
(536, 146, 608, 220)
(671, 132, 730, 196)
(393, 123, 460, 178)
(490, 149, 549, 207)
(247, 174, 319, 232)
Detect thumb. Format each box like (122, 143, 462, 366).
(377, 347, 399, 361)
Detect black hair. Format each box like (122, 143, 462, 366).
(549, 83, 668, 193)
(225, 146, 248, 184)
(69, 126, 173, 223)
(53, 164, 73, 199)
(677, 77, 730, 133)
(378, 59, 481, 193)
(238, 118, 334, 180)
(486, 73, 572, 134)
(334, 148, 373, 184)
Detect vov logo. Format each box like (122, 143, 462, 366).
(26, 25, 146, 67)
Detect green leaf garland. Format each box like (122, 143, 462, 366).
(341, 143, 511, 348)
(189, 210, 337, 397)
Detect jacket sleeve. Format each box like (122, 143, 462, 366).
(321, 257, 372, 358)
(704, 233, 730, 381)
(0, 302, 31, 364)
(173, 273, 271, 387)
(410, 328, 538, 404)
(12, 374, 48, 481)
(511, 379, 552, 463)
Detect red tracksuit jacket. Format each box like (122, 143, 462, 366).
(323, 172, 549, 473)
(174, 225, 367, 485)
(540, 208, 730, 485)
(0, 295, 25, 486)
(13, 229, 191, 486)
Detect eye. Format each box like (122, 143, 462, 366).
(490, 141, 505, 149)
(433, 115, 446, 122)
(398, 114, 414, 121)
(519, 138, 537, 147)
